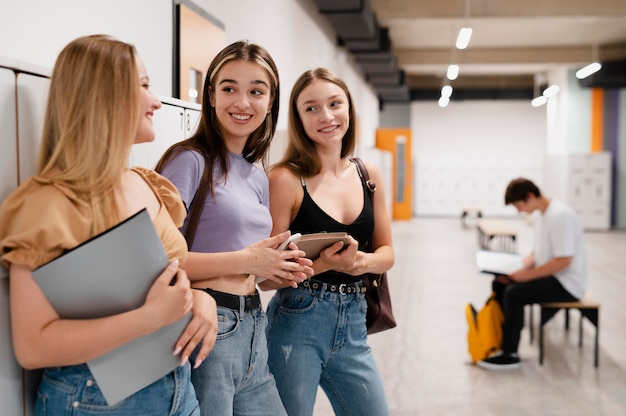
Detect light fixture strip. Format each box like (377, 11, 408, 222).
(456, 0, 472, 50)
(531, 96, 547, 107)
(456, 27, 473, 50)
(576, 62, 602, 79)
(447, 64, 459, 80)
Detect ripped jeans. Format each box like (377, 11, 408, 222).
(266, 284, 390, 416)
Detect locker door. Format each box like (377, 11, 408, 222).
(145, 103, 186, 170)
(0, 67, 24, 416)
(128, 142, 150, 169)
(16, 73, 50, 182)
(184, 108, 201, 138)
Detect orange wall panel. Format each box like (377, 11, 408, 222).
(375, 128, 412, 220)
(591, 88, 604, 153)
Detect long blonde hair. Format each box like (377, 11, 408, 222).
(37, 34, 140, 234)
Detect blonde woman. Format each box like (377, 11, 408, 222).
(0, 35, 217, 415)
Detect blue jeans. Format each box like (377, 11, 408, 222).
(266, 284, 390, 416)
(35, 363, 199, 415)
(190, 305, 287, 416)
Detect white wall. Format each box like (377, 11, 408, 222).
(192, 0, 379, 146)
(0, 0, 173, 98)
(0, 0, 379, 148)
(411, 100, 547, 216)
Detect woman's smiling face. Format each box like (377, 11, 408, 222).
(210, 60, 273, 150)
(296, 79, 349, 148)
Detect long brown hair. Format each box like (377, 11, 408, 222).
(155, 40, 280, 196)
(274, 67, 356, 177)
(37, 34, 140, 234)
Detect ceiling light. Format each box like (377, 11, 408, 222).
(531, 96, 547, 107)
(542, 85, 560, 98)
(441, 85, 453, 98)
(576, 62, 602, 79)
(438, 96, 450, 107)
(447, 64, 459, 80)
(456, 27, 473, 49)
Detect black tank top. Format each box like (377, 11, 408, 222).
(289, 164, 374, 284)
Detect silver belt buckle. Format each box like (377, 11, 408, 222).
(339, 283, 347, 294)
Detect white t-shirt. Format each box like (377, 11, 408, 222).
(532, 199, 587, 299)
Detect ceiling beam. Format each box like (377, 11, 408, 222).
(371, 0, 626, 19)
(397, 45, 626, 66)
(408, 74, 534, 89)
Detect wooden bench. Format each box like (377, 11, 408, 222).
(529, 294, 600, 367)
(476, 219, 517, 252)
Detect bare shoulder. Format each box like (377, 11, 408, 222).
(269, 166, 300, 190)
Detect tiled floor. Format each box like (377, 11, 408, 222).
(262, 217, 626, 415)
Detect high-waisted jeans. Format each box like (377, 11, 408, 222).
(34, 363, 199, 415)
(266, 283, 390, 416)
(190, 303, 287, 416)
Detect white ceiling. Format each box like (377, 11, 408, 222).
(366, 0, 626, 91)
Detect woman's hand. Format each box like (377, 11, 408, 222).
(243, 231, 314, 287)
(142, 260, 193, 333)
(315, 236, 359, 275)
(173, 289, 217, 368)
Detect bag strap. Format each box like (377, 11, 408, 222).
(351, 157, 377, 283)
(184, 155, 210, 248)
(351, 157, 377, 197)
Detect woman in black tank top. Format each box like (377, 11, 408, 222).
(260, 68, 395, 416)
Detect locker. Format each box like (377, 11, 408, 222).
(0, 65, 23, 416)
(567, 153, 612, 230)
(143, 100, 201, 170)
(16, 73, 49, 182)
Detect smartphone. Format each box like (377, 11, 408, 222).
(278, 233, 302, 250)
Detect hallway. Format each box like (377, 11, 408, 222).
(306, 217, 626, 415)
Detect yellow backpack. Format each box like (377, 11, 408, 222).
(466, 292, 504, 363)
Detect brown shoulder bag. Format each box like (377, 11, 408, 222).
(351, 157, 397, 335)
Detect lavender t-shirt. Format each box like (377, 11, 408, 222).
(159, 149, 272, 253)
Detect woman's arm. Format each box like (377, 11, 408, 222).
(10, 261, 192, 369)
(184, 232, 312, 286)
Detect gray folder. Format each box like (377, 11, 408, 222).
(33, 208, 191, 405)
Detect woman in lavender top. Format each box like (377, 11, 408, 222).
(156, 41, 313, 415)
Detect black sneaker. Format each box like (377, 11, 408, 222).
(477, 352, 521, 370)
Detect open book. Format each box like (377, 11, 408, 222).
(296, 232, 350, 260)
(32, 209, 191, 405)
(475, 250, 523, 275)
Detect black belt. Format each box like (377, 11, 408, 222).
(300, 279, 366, 295)
(199, 288, 261, 311)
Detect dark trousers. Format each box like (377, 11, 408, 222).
(492, 276, 577, 354)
